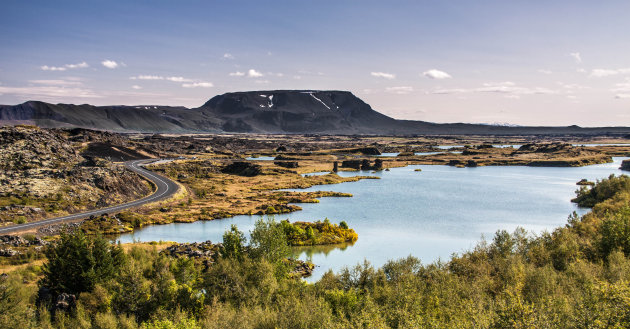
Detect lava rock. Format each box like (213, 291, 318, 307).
(221, 161, 262, 176)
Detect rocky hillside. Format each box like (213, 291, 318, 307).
(2, 90, 630, 135)
(0, 126, 152, 226)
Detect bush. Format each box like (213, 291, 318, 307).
(600, 207, 630, 257)
(40, 231, 125, 297)
(249, 218, 289, 265)
(222, 224, 247, 259)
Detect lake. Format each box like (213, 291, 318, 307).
(118, 157, 629, 281)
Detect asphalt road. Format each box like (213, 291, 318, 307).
(0, 159, 179, 234)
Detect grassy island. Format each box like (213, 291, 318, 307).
(281, 219, 358, 246)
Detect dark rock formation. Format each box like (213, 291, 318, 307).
(0, 248, 18, 257)
(274, 161, 299, 168)
(341, 159, 383, 170)
(55, 293, 76, 312)
(621, 159, 630, 171)
(221, 161, 262, 176)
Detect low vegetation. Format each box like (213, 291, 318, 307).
(2, 175, 630, 327)
(281, 219, 358, 246)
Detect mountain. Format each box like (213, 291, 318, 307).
(1, 90, 630, 135)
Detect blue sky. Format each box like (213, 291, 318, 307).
(1, 0, 629, 126)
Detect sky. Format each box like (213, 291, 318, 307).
(1, 0, 630, 127)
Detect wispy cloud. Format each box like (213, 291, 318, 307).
(40, 65, 66, 71)
(570, 52, 582, 64)
(615, 94, 630, 99)
(590, 68, 630, 78)
(371, 72, 396, 79)
(182, 82, 213, 88)
(432, 82, 558, 97)
(130, 75, 193, 82)
(40, 61, 89, 71)
(422, 69, 452, 79)
(537, 69, 553, 74)
(248, 69, 263, 78)
(65, 62, 89, 69)
(0, 85, 102, 99)
(229, 71, 245, 77)
(385, 86, 413, 94)
(28, 79, 82, 86)
(101, 60, 119, 69)
(223, 53, 234, 60)
(166, 76, 192, 82)
(131, 85, 142, 90)
(130, 75, 163, 80)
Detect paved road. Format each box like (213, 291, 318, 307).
(0, 159, 180, 234)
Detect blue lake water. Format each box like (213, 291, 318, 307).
(118, 157, 629, 281)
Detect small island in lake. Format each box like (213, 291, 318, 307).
(281, 219, 358, 246)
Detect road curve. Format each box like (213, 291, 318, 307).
(0, 159, 180, 234)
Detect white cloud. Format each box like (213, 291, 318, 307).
(422, 69, 452, 79)
(537, 69, 552, 74)
(615, 94, 630, 99)
(570, 52, 582, 64)
(28, 79, 82, 86)
(0, 85, 102, 99)
(101, 60, 119, 69)
(371, 72, 396, 79)
(65, 61, 89, 69)
(182, 82, 213, 88)
(40, 65, 66, 71)
(166, 76, 192, 82)
(40, 61, 89, 71)
(612, 78, 630, 92)
(248, 69, 263, 78)
(254, 80, 270, 84)
(590, 68, 630, 78)
(229, 71, 245, 77)
(385, 86, 413, 94)
(432, 82, 558, 96)
(223, 53, 234, 60)
(131, 85, 142, 90)
(130, 75, 164, 80)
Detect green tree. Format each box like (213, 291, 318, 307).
(222, 224, 247, 260)
(249, 218, 289, 264)
(40, 231, 125, 297)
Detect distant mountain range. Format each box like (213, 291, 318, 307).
(1, 90, 629, 135)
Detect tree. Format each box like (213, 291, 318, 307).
(40, 231, 125, 297)
(222, 224, 246, 260)
(249, 218, 289, 264)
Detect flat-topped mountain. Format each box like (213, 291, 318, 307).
(1, 90, 630, 135)
(200, 90, 402, 134)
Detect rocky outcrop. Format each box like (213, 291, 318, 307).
(340, 159, 384, 170)
(221, 161, 262, 176)
(621, 160, 630, 171)
(0, 126, 152, 225)
(274, 161, 299, 168)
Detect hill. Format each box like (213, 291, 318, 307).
(2, 90, 630, 135)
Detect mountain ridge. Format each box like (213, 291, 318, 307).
(1, 90, 629, 135)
